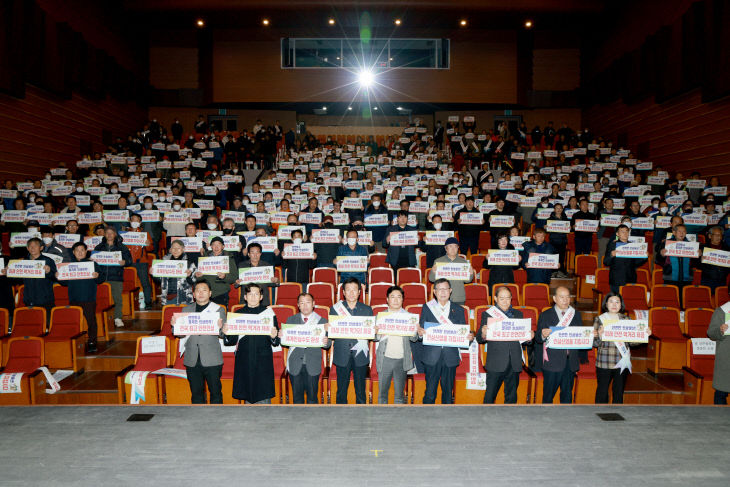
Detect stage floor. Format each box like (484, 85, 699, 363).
(0, 405, 727, 486)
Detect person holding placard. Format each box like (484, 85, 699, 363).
(235, 242, 279, 308)
(453, 197, 483, 255)
(328, 277, 373, 404)
(374, 285, 415, 404)
(223, 283, 280, 404)
(281, 292, 330, 404)
(94, 226, 132, 328)
(313, 215, 340, 269)
(535, 286, 584, 403)
(521, 228, 556, 285)
(175, 281, 226, 404)
(700, 226, 730, 292)
(57, 242, 101, 353)
(428, 237, 474, 306)
(282, 229, 316, 285)
(383, 210, 418, 272)
(483, 232, 521, 294)
(40, 226, 70, 262)
(194, 236, 237, 307)
(158, 239, 197, 306)
(592, 293, 636, 404)
(603, 224, 648, 294)
(364, 193, 389, 251)
(707, 303, 730, 404)
(546, 203, 570, 277)
(415, 278, 474, 404)
(571, 198, 596, 255)
(336, 230, 370, 285)
(476, 286, 533, 404)
(124, 213, 154, 309)
(21, 237, 57, 327)
(655, 224, 697, 306)
(597, 198, 620, 264)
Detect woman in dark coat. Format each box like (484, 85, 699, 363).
(483, 231, 521, 294)
(223, 283, 280, 403)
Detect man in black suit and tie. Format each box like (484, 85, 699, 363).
(415, 278, 474, 404)
(476, 286, 534, 404)
(328, 277, 374, 404)
(535, 286, 584, 403)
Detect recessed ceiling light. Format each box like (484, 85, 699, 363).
(397, 106, 403, 111)
(328, 18, 335, 25)
(196, 19, 205, 28)
(262, 19, 270, 26)
(525, 20, 533, 28)
(460, 19, 467, 26)
(394, 19, 401, 25)
(373, 106, 378, 110)
(322, 106, 327, 110)
(347, 106, 353, 111)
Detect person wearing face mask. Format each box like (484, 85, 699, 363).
(282, 229, 317, 285)
(364, 193, 389, 252)
(124, 214, 154, 309)
(679, 200, 704, 235)
(40, 226, 71, 262)
(163, 198, 191, 248)
(139, 196, 163, 255)
(597, 198, 620, 264)
(656, 224, 697, 306)
(313, 215, 341, 269)
(418, 215, 448, 268)
(336, 229, 369, 285)
(652, 202, 672, 253)
(159, 240, 198, 306)
(603, 224, 648, 294)
(483, 232, 521, 295)
(193, 237, 237, 307)
(94, 226, 133, 328)
(531, 197, 554, 231)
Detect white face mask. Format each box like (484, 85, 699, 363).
(652, 203, 659, 209)
(433, 223, 442, 230)
(111, 188, 118, 194)
(541, 203, 548, 208)
(42, 237, 53, 245)
(144, 203, 153, 209)
(293, 238, 303, 245)
(128, 197, 136, 203)
(207, 223, 217, 230)
(29, 197, 35, 203)
(173, 204, 182, 211)
(624, 221, 632, 228)
(158, 196, 166, 202)
(660, 207, 668, 214)
(232, 168, 238, 173)
(347, 237, 357, 246)
(45, 175, 51, 180)
(76, 186, 83, 192)
(130, 221, 140, 229)
(372, 201, 380, 208)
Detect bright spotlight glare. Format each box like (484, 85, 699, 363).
(358, 69, 375, 88)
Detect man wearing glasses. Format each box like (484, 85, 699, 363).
(415, 278, 474, 404)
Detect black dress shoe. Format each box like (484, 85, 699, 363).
(86, 341, 98, 354)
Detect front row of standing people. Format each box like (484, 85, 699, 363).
(175, 280, 703, 405)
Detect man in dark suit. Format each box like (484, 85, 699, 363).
(415, 278, 474, 404)
(328, 277, 374, 404)
(174, 281, 226, 404)
(535, 286, 584, 403)
(476, 286, 534, 404)
(433, 121, 444, 148)
(382, 210, 418, 272)
(285, 292, 330, 404)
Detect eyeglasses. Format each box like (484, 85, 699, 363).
(434, 287, 451, 292)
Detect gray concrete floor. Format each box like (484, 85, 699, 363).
(0, 405, 728, 486)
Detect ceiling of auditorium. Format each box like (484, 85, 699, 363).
(123, 0, 605, 12)
(122, 0, 607, 31)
